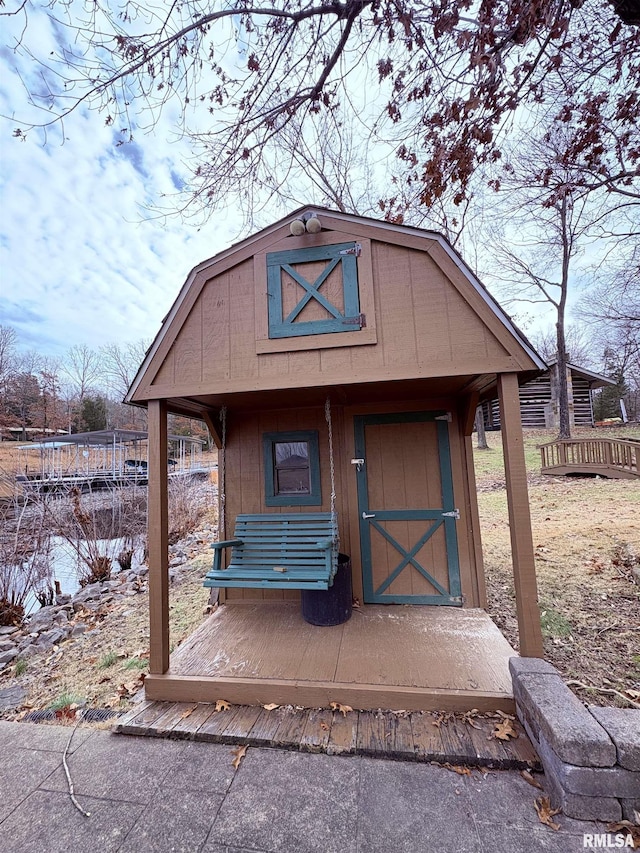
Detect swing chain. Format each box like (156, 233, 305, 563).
(325, 396, 340, 551)
(219, 405, 227, 540)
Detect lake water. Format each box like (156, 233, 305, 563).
(24, 536, 145, 614)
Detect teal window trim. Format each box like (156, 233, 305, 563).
(266, 243, 361, 339)
(263, 430, 322, 507)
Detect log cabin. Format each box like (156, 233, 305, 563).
(481, 361, 615, 430)
(126, 208, 547, 712)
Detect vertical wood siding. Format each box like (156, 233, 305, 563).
(146, 240, 518, 398)
(218, 400, 480, 608)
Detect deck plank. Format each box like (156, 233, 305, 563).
(389, 713, 416, 760)
(410, 712, 448, 763)
(356, 711, 388, 757)
(326, 710, 359, 756)
(299, 709, 333, 753)
(271, 707, 309, 748)
(170, 703, 217, 737)
(116, 700, 539, 769)
(246, 706, 291, 746)
(197, 706, 241, 741)
(218, 704, 263, 740)
(116, 701, 174, 736)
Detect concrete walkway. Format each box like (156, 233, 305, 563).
(0, 720, 615, 852)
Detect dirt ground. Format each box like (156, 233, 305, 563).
(1, 427, 639, 717)
(477, 427, 640, 708)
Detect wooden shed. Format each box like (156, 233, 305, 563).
(126, 208, 546, 712)
(481, 361, 615, 430)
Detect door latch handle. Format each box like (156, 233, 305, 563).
(351, 458, 365, 472)
(362, 512, 376, 519)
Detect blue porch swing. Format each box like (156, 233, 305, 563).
(204, 398, 340, 591)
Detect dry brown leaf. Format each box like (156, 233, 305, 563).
(492, 718, 518, 741)
(493, 710, 515, 720)
(352, 598, 361, 609)
(263, 703, 280, 711)
(443, 763, 472, 776)
(462, 709, 482, 728)
(520, 769, 544, 791)
(231, 744, 248, 770)
(330, 702, 353, 716)
(180, 705, 197, 720)
(534, 796, 562, 831)
(320, 721, 329, 731)
(215, 699, 231, 712)
(608, 821, 640, 847)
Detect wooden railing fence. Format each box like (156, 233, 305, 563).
(540, 437, 640, 479)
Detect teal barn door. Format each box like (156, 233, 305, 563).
(354, 412, 462, 605)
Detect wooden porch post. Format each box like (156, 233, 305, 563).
(497, 373, 544, 658)
(148, 399, 170, 674)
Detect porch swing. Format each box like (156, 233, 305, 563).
(204, 398, 340, 590)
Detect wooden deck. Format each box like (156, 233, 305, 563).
(143, 602, 517, 713)
(540, 437, 640, 479)
(115, 699, 540, 770)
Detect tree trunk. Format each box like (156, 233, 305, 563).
(556, 193, 572, 440)
(474, 406, 489, 449)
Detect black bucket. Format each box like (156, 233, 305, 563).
(301, 553, 352, 627)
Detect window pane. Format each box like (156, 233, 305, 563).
(276, 466, 311, 494)
(274, 442, 309, 466)
(274, 442, 310, 494)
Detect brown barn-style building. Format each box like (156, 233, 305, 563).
(126, 208, 547, 712)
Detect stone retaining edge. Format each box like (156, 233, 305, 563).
(509, 657, 640, 823)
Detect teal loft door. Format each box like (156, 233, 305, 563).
(355, 412, 462, 605)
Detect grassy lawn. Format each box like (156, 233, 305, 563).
(475, 426, 640, 707)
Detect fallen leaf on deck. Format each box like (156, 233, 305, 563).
(231, 745, 248, 769)
(534, 796, 561, 831)
(432, 711, 452, 728)
(215, 699, 231, 712)
(462, 709, 481, 728)
(492, 718, 518, 741)
(263, 703, 280, 711)
(180, 705, 197, 719)
(320, 721, 329, 731)
(330, 702, 353, 716)
(443, 763, 472, 776)
(520, 770, 544, 790)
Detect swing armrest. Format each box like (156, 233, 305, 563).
(313, 538, 333, 550)
(211, 539, 244, 572)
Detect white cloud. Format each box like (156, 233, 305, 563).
(0, 7, 243, 359)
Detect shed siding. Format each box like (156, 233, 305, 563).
(146, 241, 516, 398)
(217, 400, 479, 608)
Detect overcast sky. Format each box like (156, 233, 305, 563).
(0, 7, 249, 360)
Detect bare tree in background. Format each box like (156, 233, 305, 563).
(577, 243, 640, 418)
(3, 1, 638, 224)
(0, 325, 19, 429)
(532, 325, 596, 370)
(63, 344, 102, 402)
(100, 340, 150, 428)
(486, 125, 638, 439)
